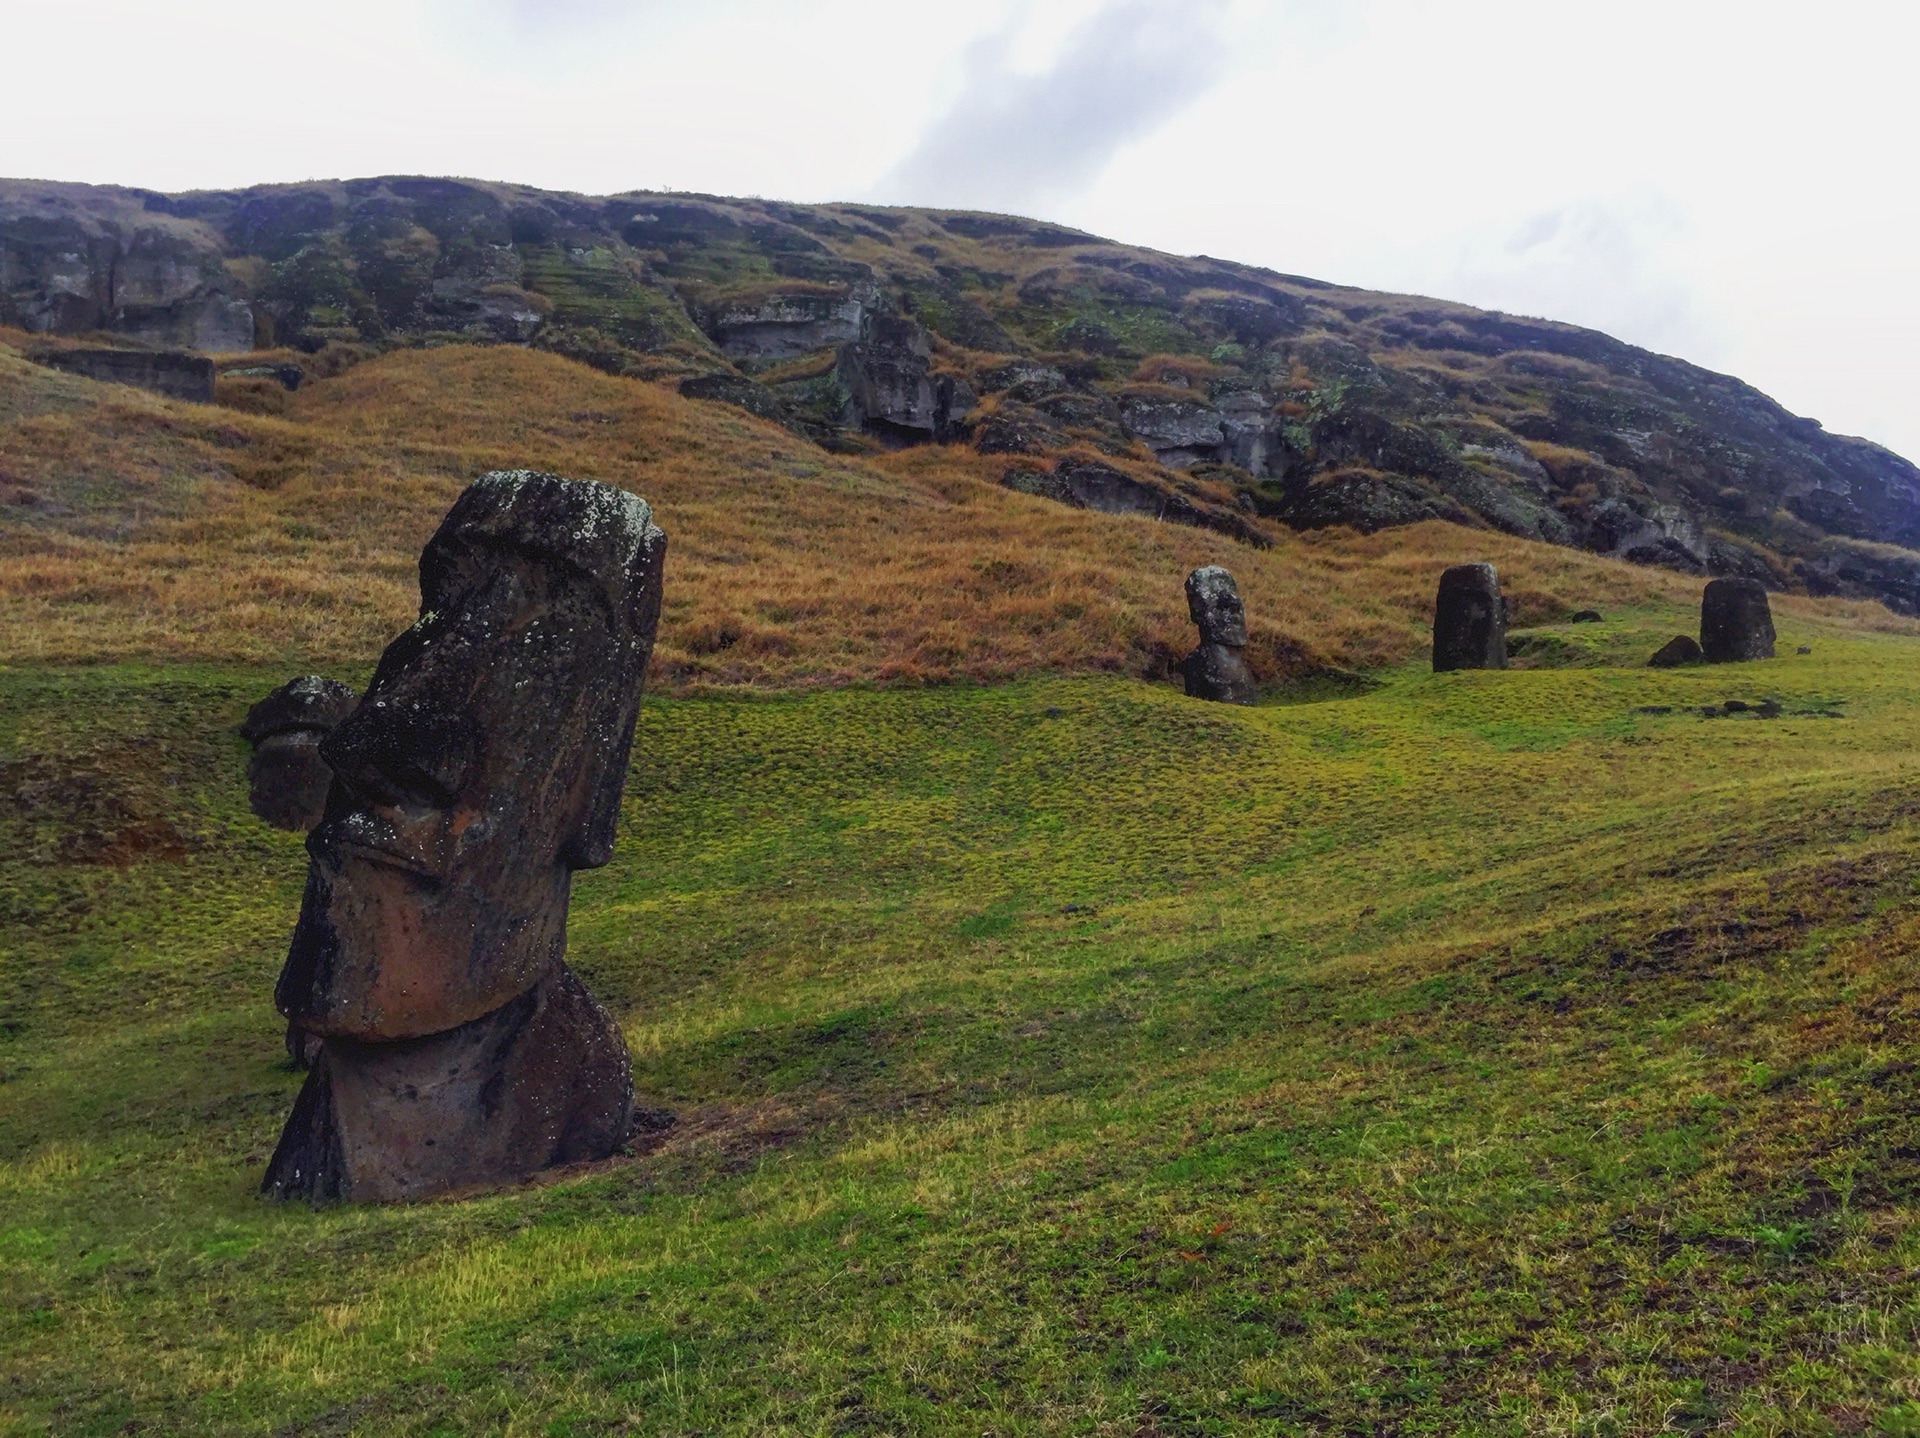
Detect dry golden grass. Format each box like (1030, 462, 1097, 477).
(0, 336, 1886, 688)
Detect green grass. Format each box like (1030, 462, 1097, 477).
(4, 610, 1920, 1434)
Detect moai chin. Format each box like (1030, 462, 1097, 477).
(1699, 578, 1775, 662)
(1182, 565, 1257, 704)
(1432, 563, 1507, 672)
(240, 676, 358, 834)
(263, 471, 666, 1203)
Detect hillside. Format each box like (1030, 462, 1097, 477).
(5, 176, 1920, 616)
(6, 634, 1920, 1430)
(5, 333, 1782, 685)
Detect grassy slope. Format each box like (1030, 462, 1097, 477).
(5, 599, 1920, 1432)
(6, 333, 1825, 686)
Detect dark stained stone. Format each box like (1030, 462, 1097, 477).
(677, 372, 785, 422)
(1569, 609, 1602, 623)
(240, 676, 357, 834)
(1432, 563, 1507, 672)
(1700, 577, 1775, 662)
(1649, 634, 1705, 668)
(264, 470, 665, 1203)
(1182, 566, 1256, 704)
(38, 348, 216, 402)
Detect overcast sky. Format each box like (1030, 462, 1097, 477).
(5, 0, 1916, 459)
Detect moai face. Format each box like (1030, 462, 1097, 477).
(1432, 562, 1507, 672)
(275, 472, 665, 1041)
(1186, 565, 1248, 648)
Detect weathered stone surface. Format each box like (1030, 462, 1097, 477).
(1699, 578, 1775, 662)
(1649, 634, 1705, 667)
(1119, 393, 1225, 468)
(38, 348, 215, 402)
(265, 470, 665, 1203)
(240, 676, 358, 834)
(1000, 458, 1270, 548)
(981, 360, 1066, 402)
(834, 313, 973, 443)
(1181, 566, 1256, 704)
(1186, 564, 1249, 647)
(263, 962, 632, 1202)
(709, 287, 872, 360)
(677, 372, 785, 423)
(1432, 563, 1507, 672)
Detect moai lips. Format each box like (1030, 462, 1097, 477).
(1700, 578, 1775, 663)
(1432, 563, 1507, 672)
(239, 677, 357, 834)
(1182, 565, 1257, 704)
(264, 471, 665, 1203)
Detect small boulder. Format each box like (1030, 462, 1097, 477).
(1648, 635, 1704, 667)
(1569, 609, 1602, 623)
(1432, 563, 1507, 672)
(1182, 566, 1256, 704)
(1700, 578, 1775, 662)
(239, 676, 358, 833)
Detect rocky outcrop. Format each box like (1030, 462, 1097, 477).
(1119, 392, 1227, 469)
(708, 286, 874, 361)
(36, 348, 215, 402)
(1182, 566, 1257, 704)
(677, 372, 785, 423)
(1700, 578, 1775, 662)
(834, 313, 974, 443)
(8, 176, 1917, 611)
(1432, 563, 1507, 672)
(264, 472, 662, 1203)
(0, 186, 253, 351)
(1001, 458, 1270, 548)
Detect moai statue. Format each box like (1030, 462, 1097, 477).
(240, 677, 358, 833)
(263, 472, 666, 1203)
(1700, 578, 1775, 662)
(1182, 565, 1257, 705)
(1432, 563, 1507, 672)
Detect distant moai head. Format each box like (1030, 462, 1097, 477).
(1432, 562, 1507, 672)
(1186, 565, 1248, 648)
(1699, 578, 1775, 663)
(276, 472, 666, 1042)
(239, 676, 358, 833)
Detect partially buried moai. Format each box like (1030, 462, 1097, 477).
(1699, 577, 1775, 662)
(1432, 563, 1507, 672)
(263, 471, 666, 1203)
(240, 676, 358, 833)
(1182, 565, 1257, 704)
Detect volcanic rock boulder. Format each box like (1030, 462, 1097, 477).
(263, 471, 665, 1203)
(1432, 563, 1507, 672)
(240, 677, 358, 834)
(1649, 635, 1704, 668)
(1699, 578, 1776, 662)
(1182, 566, 1257, 704)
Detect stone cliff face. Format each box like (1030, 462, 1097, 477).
(5, 175, 1918, 610)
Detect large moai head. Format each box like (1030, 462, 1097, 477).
(1186, 565, 1249, 648)
(1182, 564, 1257, 704)
(265, 472, 666, 1202)
(277, 471, 666, 1041)
(1432, 562, 1507, 672)
(240, 677, 358, 833)
(1699, 578, 1775, 663)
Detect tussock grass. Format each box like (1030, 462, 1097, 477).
(3, 335, 1852, 689)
